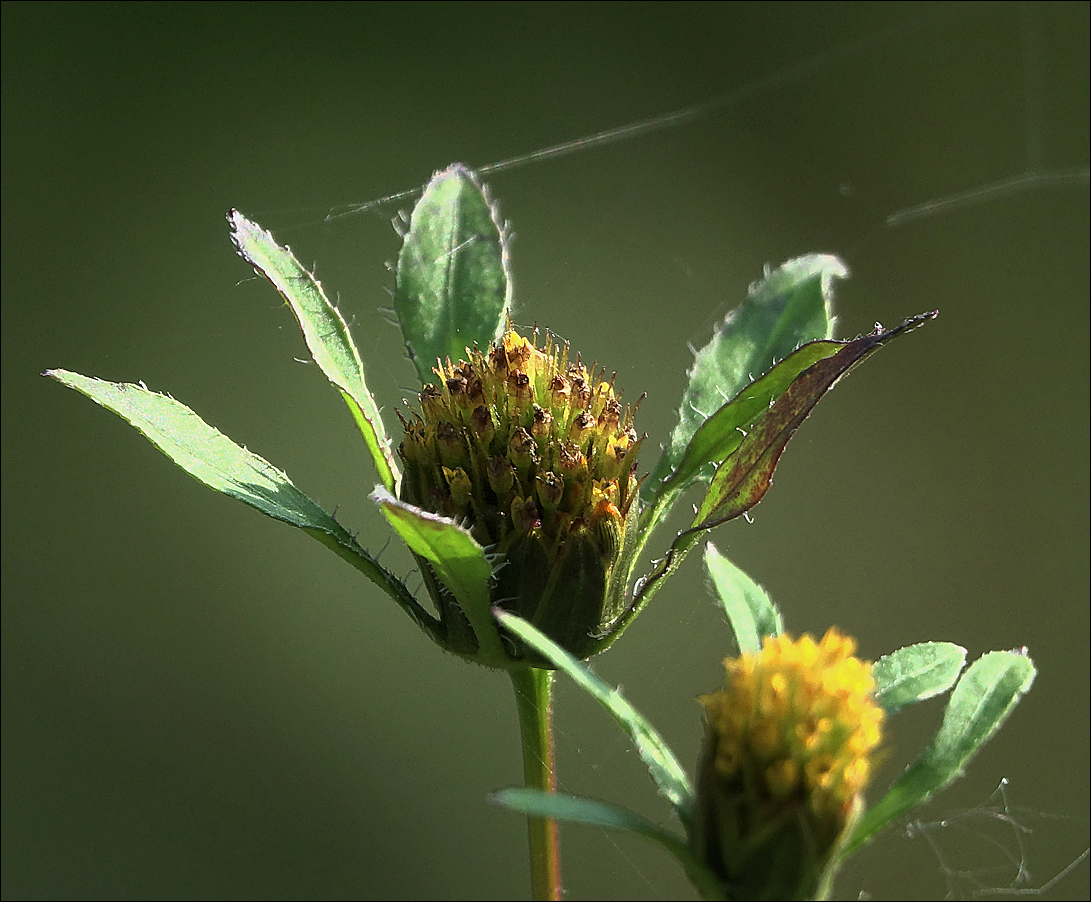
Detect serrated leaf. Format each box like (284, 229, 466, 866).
(691, 312, 938, 531)
(372, 486, 505, 664)
(647, 254, 844, 500)
(703, 542, 782, 655)
(229, 209, 399, 492)
(496, 611, 694, 822)
(873, 642, 967, 715)
(632, 313, 937, 610)
(394, 164, 511, 384)
(46, 369, 438, 639)
(491, 789, 727, 900)
(846, 648, 1036, 855)
(661, 341, 834, 497)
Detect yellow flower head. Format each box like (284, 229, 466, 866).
(693, 629, 884, 900)
(398, 327, 644, 662)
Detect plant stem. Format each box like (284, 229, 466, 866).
(510, 666, 562, 900)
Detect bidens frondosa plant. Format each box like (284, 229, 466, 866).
(46, 163, 935, 671)
(48, 163, 979, 899)
(693, 630, 883, 901)
(495, 544, 1036, 901)
(400, 328, 642, 661)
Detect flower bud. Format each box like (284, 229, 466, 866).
(398, 327, 645, 665)
(692, 629, 883, 900)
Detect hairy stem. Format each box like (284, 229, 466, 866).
(509, 666, 562, 900)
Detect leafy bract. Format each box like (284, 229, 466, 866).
(496, 611, 694, 822)
(846, 649, 1036, 854)
(492, 788, 681, 842)
(691, 312, 938, 530)
(647, 254, 843, 502)
(46, 369, 437, 638)
(394, 164, 512, 384)
(634, 312, 938, 608)
(491, 789, 727, 901)
(703, 542, 782, 655)
(371, 486, 504, 664)
(229, 209, 399, 492)
(873, 642, 967, 715)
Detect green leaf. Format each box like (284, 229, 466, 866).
(691, 312, 938, 531)
(703, 542, 782, 655)
(491, 789, 727, 901)
(394, 164, 512, 384)
(496, 611, 695, 823)
(661, 341, 834, 498)
(46, 369, 439, 640)
(873, 642, 967, 715)
(229, 210, 399, 493)
(492, 787, 680, 841)
(846, 648, 1036, 855)
(647, 254, 843, 501)
(632, 313, 937, 609)
(372, 486, 505, 665)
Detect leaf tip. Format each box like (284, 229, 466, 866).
(226, 207, 246, 234)
(43, 367, 82, 387)
(227, 209, 266, 261)
(369, 484, 396, 508)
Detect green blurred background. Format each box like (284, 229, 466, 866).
(3, 2, 1088, 899)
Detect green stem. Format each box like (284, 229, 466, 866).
(509, 666, 562, 901)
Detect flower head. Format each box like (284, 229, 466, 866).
(692, 629, 883, 900)
(399, 327, 644, 662)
